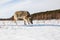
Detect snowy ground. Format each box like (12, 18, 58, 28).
(0, 19, 60, 40)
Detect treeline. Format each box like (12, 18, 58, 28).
(31, 9, 60, 20)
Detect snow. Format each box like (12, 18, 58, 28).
(0, 19, 60, 26)
(0, 19, 60, 40)
(0, 26, 60, 40)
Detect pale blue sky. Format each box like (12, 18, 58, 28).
(0, 0, 60, 18)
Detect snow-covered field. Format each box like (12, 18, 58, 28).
(0, 19, 60, 40)
(0, 19, 60, 26)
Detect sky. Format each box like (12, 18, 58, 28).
(0, 0, 60, 18)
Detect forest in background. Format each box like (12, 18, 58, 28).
(31, 9, 60, 20)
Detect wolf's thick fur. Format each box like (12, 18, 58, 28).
(13, 11, 33, 25)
